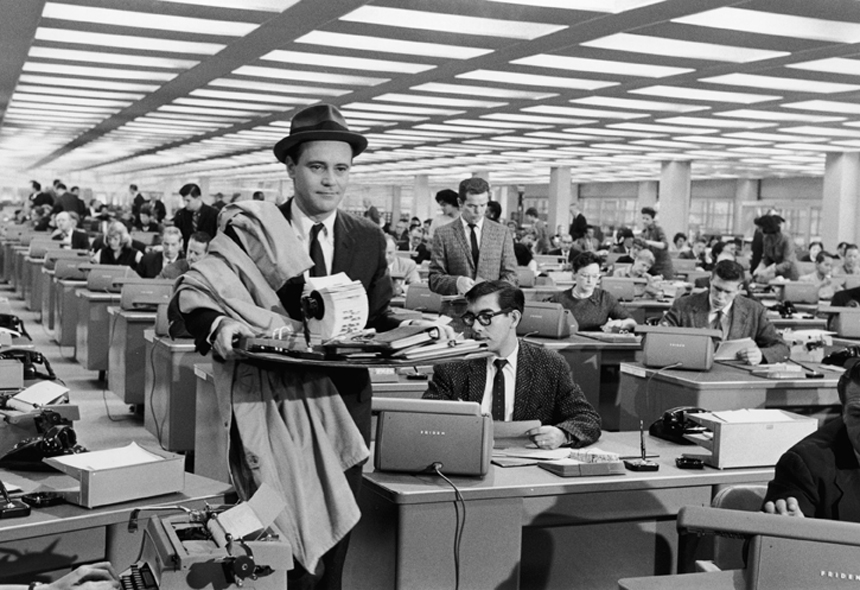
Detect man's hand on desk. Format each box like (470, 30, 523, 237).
(736, 345, 763, 366)
(763, 497, 805, 518)
(46, 562, 120, 590)
(210, 317, 256, 361)
(526, 425, 566, 450)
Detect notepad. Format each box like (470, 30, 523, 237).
(714, 338, 755, 361)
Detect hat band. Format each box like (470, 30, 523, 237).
(293, 120, 350, 134)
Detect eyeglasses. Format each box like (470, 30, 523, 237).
(461, 308, 511, 327)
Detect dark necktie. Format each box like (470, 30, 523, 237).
(309, 223, 326, 277)
(469, 223, 480, 269)
(711, 310, 724, 339)
(191, 210, 200, 232)
(492, 359, 507, 421)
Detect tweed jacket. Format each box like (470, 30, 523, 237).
(764, 417, 860, 522)
(428, 218, 518, 295)
(660, 291, 789, 363)
(423, 340, 601, 447)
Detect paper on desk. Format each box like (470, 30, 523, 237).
(49, 442, 163, 471)
(493, 420, 541, 448)
(714, 338, 755, 361)
(208, 483, 285, 547)
(708, 409, 797, 423)
(493, 447, 570, 460)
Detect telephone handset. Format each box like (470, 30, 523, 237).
(648, 406, 708, 445)
(0, 347, 56, 381)
(0, 410, 86, 471)
(0, 314, 30, 340)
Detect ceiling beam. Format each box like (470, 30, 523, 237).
(0, 0, 47, 128)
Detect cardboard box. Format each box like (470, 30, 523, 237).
(684, 409, 817, 469)
(0, 360, 23, 390)
(44, 444, 185, 508)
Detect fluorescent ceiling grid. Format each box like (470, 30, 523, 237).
(715, 109, 843, 123)
(17, 74, 160, 92)
(787, 57, 860, 76)
(582, 33, 787, 63)
(415, 124, 503, 134)
(571, 96, 705, 113)
(673, 8, 860, 44)
(211, 78, 348, 96)
(411, 83, 555, 100)
(22, 62, 177, 81)
(632, 140, 701, 149)
(15, 85, 145, 101)
(482, 113, 596, 125)
(12, 93, 131, 108)
(151, 0, 300, 12)
(458, 70, 616, 91)
(174, 98, 279, 112)
(234, 66, 387, 86)
(656, 116, 772, 129)
(42, 3, 259, 36)
(780, 126, 860, 138)
(700, 73, 860, 94)
(563, 127, 664, 138)
(783, 100, 860, 115)
(159, 105, 258, 117)
(512, 54, 689, 78)
(674, 136, 769, 146)
(727, 132, 829, 142)
(631, 86, 779, 104)
(373, 94, 507, 109)
(493, 135, 570, 145)
(343, 102, 463, 116)
(340, 6, 565, 40)
(28, 47, 199, 70)
(447, 119, 546, 130)
(523, 105, 645, 119)
(35, 28, 225, 54)
(191, 89, 313, 105)
(297, 31, 491, 59)
(261, 50, 433, 74)
(608, 123, 716, 134)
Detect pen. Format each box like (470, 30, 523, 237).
(639, 420, 646, 461)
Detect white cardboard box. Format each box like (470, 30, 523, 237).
(684, 409, 818, 469)
(44, 443, 185, 508)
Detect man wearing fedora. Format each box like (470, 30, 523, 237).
(178, 104, 448, 589)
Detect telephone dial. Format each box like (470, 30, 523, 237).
(649, 406, 708, 445)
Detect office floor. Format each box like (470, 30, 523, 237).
(1, 282, 160, 451)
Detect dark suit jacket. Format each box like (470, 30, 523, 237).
(660, 291, 789, 363)
(423, 341, 601, 447)
(832, 287, 860, 307)
(52, 229, 89, 250)
(764, 417, 860, 521)
(429, 218, 518, 295)
(53, 192, 87, 219)
(137, 252, 182, 279)
(172, 203, 219, 247)
(548, 248, 575, 263)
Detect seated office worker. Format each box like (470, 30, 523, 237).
(546, 252, 636, 332)
(428, 177, 518, 295)
(424, 281, 601, 450)
(175, 104, 449, 590)
(763, 359, 860, 521)
(660, 260, 789, 365)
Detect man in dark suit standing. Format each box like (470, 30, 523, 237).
(763, 359, 860, 521)
(429, 177, 518, 295)
(660, 260, 788, 365)
(172, 183, 218, 252)
(137, 227, 183, 279)
(51, 211, 89, 250)
(178, 104, 449, 589)
(424, 281, 601, 449)
(52, 183, 87, 219)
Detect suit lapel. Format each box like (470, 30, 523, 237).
(466, 359, 487, 404)
(512, 343, 532, 420)
(454, 221, 475, 273)
(727, 298, 749, 341)
(331, 213, 356, 274)
(694, 292, 710, 328)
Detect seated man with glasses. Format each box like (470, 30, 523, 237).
(660, 259, 789, 365)
(423, 280, 601, 450)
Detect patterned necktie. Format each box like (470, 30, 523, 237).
(191, 210, 200, 232)
(309, 223, 326, 277)
(492, 359, 507, 421)
(711, 310, 724, 339)
(469, 223, 480, 269)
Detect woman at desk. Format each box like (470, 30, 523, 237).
(94, 221, 142, 271)
(545, 252, 636, 332)
(612, 249, 662, 299)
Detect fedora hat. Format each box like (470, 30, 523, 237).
(273, 104, 368, 163)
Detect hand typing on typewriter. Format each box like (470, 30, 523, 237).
(763, 497, 805, 518)
(7, 562, 120, 590)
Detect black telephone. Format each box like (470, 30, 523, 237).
(822, 346, 860, 367)
(0, 410, 86, 471)
(649, 406, 708, 445)
(0, 314, 31, 340)
(0, 347, 56, 381)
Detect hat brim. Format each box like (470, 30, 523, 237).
(273, 130, 368, 163)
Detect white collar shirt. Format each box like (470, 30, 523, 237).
(290, 200, 336, 276)
(460, 216, 484, 259)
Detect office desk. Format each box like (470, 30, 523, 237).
(619, 569, 744, 590)
(0, 470, 232, 582)
(40, 267, 56, 330)
(107, 307, 157, 404)
(769, 315, 827, 330)
(622, 299, 672, 324)
(75, 290, 121, 373)
(54, 278, 87, 351)
(347, 432, 772, 590)
(525, 334, 641, 423)
(192, 363, 433, 484)
(13, 247, 29, 298)
(144, 331, 206, 452)
(25, 256, 45, 312)
(616, 362, 840, 431)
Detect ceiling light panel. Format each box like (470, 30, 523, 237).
(610, 122, 717, 134)
(343, 102, 463, 116)
(210, 78, 348, 97)
(17, 74, 160, 92)
(374, 94, 507, 109)
(657, 116, 772, 129)
(482, 113, 596, 125)
(340, 6, 565, 40)
(780, 126, 860, 138)
(701, 73, 860, 94)
(571, 96, 705, 113)
(523, 105, 645, 119)
(15, 85, 145, 101)
(582, 33, 788, 63)
(787, 57, 860, 76)
(191, 88, 314, 105)
(458, 70, 616, 90)
(715, 109, 843, 123)
(673, 8, 860, 44)
(411, 83, 555, 100)
(35, 28, 226, 54)
(783, 100, 860, 115)
(151, 0, 300, 11)
(42, 3, 259, 36)
(28, 47, 198, 69)
(234, 66, 387, 86)
(297, 31, 492, 59)
(12, 92, 131, 108)
(22, 62, 177, 81)
(511, 54, 690, 78)
(631, 86, 779, 104)
(261, 50, 433, 74)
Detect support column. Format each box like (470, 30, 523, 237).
(413, 175, 432, 222)
(638, 181, 658, 210)
(734, 179, 758, 236)
(390, 185, 402, 222)
(547, 167, 572, 236)
(198, 177, 211, 202)
(657, 162, 691, 240)
(822, 152, 860, 245)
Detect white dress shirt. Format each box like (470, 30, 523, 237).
(290, 200, 336, 276)
(708, 300, 733, 340)
(480, 340, 519, 421)
(460, 216, 484, 260)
